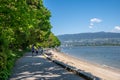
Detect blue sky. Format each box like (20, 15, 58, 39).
(43, 0, 120, 35)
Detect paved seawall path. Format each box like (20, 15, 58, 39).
(9, 52, 84, 80)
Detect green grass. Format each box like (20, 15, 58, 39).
(0, 48, 30, 80)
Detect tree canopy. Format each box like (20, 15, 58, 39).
(0, 0, 60, 79)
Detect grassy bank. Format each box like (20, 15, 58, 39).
(0, 48, 30, 80)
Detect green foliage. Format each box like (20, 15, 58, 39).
(0, 0, 60, 79)
(47, 33, 61, 47)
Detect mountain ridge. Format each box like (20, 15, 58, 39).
(58, 32, 120, 41)
(57, 32, 120, 46)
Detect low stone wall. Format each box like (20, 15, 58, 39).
(44, 53, 101, 80)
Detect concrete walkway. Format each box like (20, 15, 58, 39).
(9, 52, 84, 80)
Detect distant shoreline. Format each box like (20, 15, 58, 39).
(50, 49, 120, 80)
(58, 32, 120, 47)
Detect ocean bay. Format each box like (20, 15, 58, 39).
(61, 46, 120, 69)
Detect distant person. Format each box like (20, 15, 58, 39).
(31, 44, 35, 56)
(35, 49, 38, 55)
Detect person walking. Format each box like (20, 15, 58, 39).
(35, 48, 38, 55)
(31, 44, 35, 56)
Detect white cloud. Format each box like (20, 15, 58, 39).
(111, 26, 120, 33)
(89, 18, 102, 28)
(90, 18, 102, 23)
(89, 23, 94, 28)
(89, 26, 93, 28)
(114, 26, 120, 30)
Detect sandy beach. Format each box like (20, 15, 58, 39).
(49, 50, 120, 80)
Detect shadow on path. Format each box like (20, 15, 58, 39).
(9, 53, 84, 80)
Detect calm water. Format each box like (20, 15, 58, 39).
(61, 46, 120, 69)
